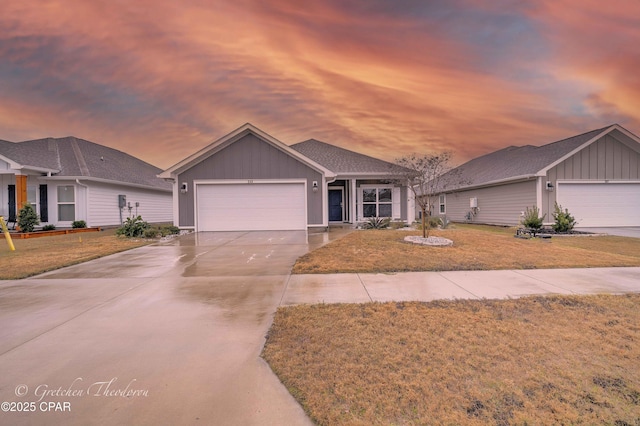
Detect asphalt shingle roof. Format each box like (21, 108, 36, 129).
(290, 139, 411, 175)
(446, 126, 612, 189)
(1, 137, 170, 190)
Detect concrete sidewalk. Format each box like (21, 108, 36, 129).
(280, 267, 640, 306)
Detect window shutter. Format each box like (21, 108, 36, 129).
(392, 187, 401, 219)
(8, 185, 16, 221)
(39, 185, 48, 222)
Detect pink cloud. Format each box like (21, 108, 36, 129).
(1, 0, 639, 169)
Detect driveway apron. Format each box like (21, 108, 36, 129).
(0, 231, 323, 426)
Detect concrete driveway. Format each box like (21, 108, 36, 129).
(0, 230, 348, 426)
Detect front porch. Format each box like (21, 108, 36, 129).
(326, 178, 414, 226)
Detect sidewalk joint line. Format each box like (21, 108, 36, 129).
(278, 273, 293, 306)
(436, 271, 481, 299)
(512, 270, 578, 294)
(356, 273, 373, 302)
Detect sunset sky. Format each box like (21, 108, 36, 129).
(2, 0, 639, 169)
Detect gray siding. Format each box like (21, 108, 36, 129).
(177, 134, 323, 227)
(543, 132, 640, 219)
(442, 180, 537, 225)
(400, 185, 408, 221)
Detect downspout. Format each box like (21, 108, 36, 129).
(75, 179, 89, 226)
(536, 177, 543, 222)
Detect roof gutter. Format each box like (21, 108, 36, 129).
(8, 166, 60, 175)
(440, 174, 538, 193)
(42, 175, 172, 193)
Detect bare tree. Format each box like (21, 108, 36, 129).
(395, 152, 463, 238)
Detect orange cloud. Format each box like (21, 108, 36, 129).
(1, 0, 639, 169)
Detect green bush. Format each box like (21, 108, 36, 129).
(438, 216, 452, 229)
(413, 216, 440, 236)
(17, 203, 39, 233)
(116, 216, 149, 238)
(522, 206, 546, 230)
(72, 220, 87, 229)
(144, 228, 159, 238)
(363, 217, 391, 229)
(389, 221, 406, 230)
(552, 203, 577, 233)
(42, 224, 56, 231)
(159, 225, 180, 236)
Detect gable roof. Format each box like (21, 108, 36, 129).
(290, 139, 411, 176)
(442, 124, 640, 191)
(159, 123, 336, 179)
(1, 137, 171, 191)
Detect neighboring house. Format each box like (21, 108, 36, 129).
(0, 136, 172, 228)
(158, 123, 414, 231)
(432, 124, 640, 227)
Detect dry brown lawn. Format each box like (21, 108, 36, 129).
(263, 294, 640, 425)
(293, 224, 640, 273)
(0, 229, 150, 279)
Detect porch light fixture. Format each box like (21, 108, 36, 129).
(545, 181, 554, 191)
(180, 182, 188, 194)
(312, 181, 318, 192)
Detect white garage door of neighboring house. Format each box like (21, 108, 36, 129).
(557, 182, 640, 227)
(195, 181, 307, 231)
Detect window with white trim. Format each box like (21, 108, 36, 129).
(27, 186, 38, 213)
(57, 186, 75, 221)
(362, 187, 393, 218)
(439, 194, 446, 214)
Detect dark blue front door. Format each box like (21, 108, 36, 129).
(329, 190, 343, 221)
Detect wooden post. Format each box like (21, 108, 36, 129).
(16, 175, 28, 209)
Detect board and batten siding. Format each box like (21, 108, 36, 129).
(442, 180, 537, 226)
(177, 134, 324, 227)
(86, 182, 172, 226)
(542, 130, 640, 219)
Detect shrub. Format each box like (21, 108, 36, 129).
(144, 228, 159, 238)
(17, 203, 39, 233)
(363, 217, 391, 229)
(389, 221, 406, 230)
(438, 216, 452, 229)
(159, 225, 180, 236)
(427, 216, 441, 229)
(116, 215, 149, 238)
(42, 224, 56, 231)
(72, 220, 87, 229)
(522, 206, 546, 230)
(552, 203, 577, 233)
(413, 216, 440, 237)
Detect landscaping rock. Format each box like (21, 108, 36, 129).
(404, 235, 453, 246)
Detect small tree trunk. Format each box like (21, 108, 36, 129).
(421, 206, 426, 238)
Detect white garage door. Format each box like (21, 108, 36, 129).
(196, 182, 307, 231)
(557, 182, 640, 227)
